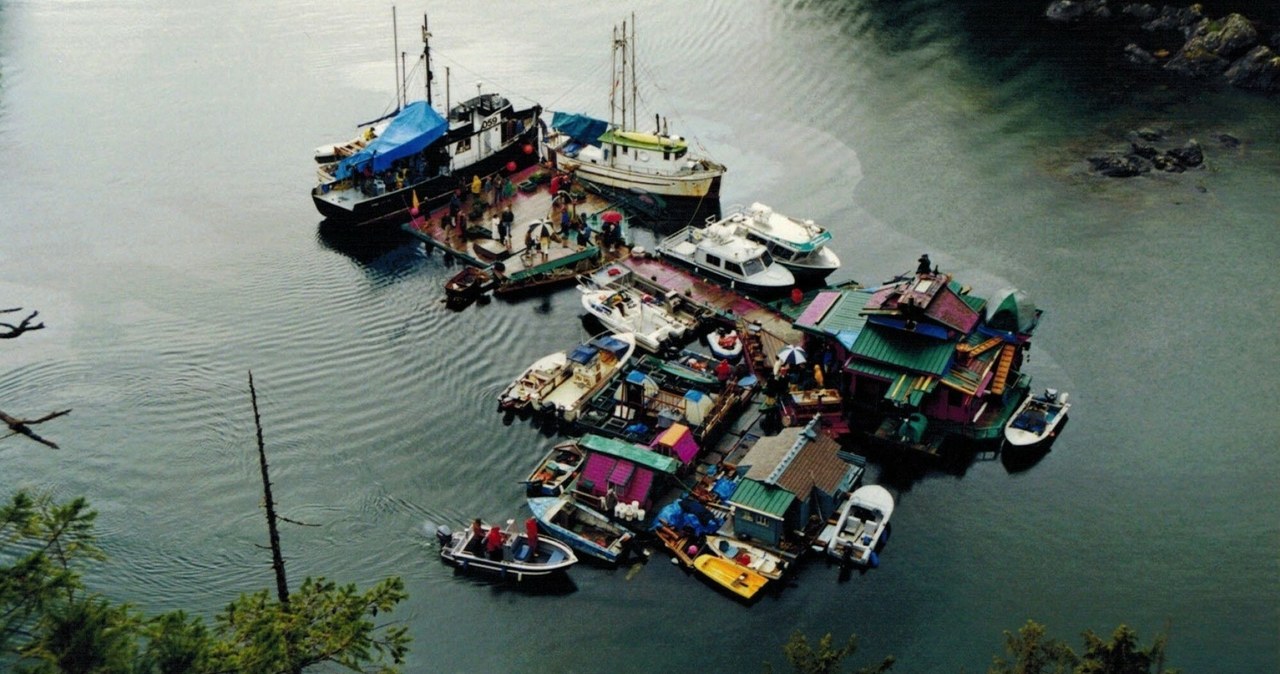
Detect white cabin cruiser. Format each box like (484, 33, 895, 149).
(729, 203, 841, 282)
(656, 220, 795, 294)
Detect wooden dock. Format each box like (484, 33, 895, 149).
(401, 165, 631, 290)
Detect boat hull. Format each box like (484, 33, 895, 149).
(314, 123, 540, 225)
(550, 148, 723, 201)
(1003, 391, 1071, 448)
(438, 523, 578, 580)
(693, 554, 768, 599)
(527, 496, 633, 564)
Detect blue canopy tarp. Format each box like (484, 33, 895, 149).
(335, 101, 448, 180)
(551, 111, 608, 147)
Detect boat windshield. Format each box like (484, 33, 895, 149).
(761, 249, 775, 266)
(742, 257, 767, 276)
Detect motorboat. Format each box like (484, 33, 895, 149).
(826, 484, 894, 568)
(538, 333, 637, 423)
(499, 349, 569, 412)
(1004, 388, 1071, 448)
(656, 219, 795, 294)
(579, 288, 691, 353)
(729, 202, 841, 282)
(523, 441, 587, 497)
(436, 518, 578, 581)
(527, 495, 634, 565)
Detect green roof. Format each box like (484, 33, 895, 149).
(849, 324, 956, 376)
(599, 129, 687, 153)
(885, 372, 939, 406)
(729, 478, 795, 519)
(846, 359, 899, 381)
(580, 434, 679, 474)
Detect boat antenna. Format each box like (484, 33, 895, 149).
(445, 66, 451, 121)
(392, 6, 401, 108)
(422, 13, 433, 106)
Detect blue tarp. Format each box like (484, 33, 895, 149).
(551, 111, 608, 147)
(652, 498, 724, 537)
(335, 101, 449, 180)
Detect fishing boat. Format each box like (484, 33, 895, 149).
(527, 495, 634, 564)
(692, 554, 768, 600)
(443, 266, 493, 302)
(656, 218, 796, 294)
(1004, 388, 1071, 448)
(704, 533, 787, 581)
(729, 202, 841, 282)
(827, 484, 894, 568)
(523, 441, 586, 497)
(436, 518, 578, 581)
(543, 15, 725, 201)
(706, 326, 743, 361)
(654, 524, 697, 568)
(312, 14, 541, 225)
(538, 333, 637, 423)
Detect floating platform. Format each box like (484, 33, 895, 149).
(401, 164, 633, 295)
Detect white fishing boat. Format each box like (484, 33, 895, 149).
(729, 203, 841, 282)
(656, 219, 795, 294)
(538, 333, 637, 422)
(826, 484, 894, 568)
(527, 495, 635, 565)
(543, 15, 725, 201)
(704, 533, 787, 581)
(578, 278, 695, 353)
(1004, 388, 1071, 448)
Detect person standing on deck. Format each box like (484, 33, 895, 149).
(502, 176, 515, 202)
(470, 174, 482, 205)
(485, 524, 504, 561)
(499, 206, 514, 250)
(448, 191, 461, 224)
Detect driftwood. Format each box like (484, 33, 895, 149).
(1, 308, 45, 339)
(0, 409, 71, 449)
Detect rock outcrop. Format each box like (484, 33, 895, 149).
(1044, 2, 1280, 92)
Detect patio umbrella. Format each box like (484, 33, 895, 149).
(776, 345, 807, 374)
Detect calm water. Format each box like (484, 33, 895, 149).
(3, 1, 1278, 671)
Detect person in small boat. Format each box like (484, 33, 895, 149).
(917, 254, 932, 275)
(485, 523, 505, 561)
(468, 518, 485, 554)
(715, 359, 732, 383)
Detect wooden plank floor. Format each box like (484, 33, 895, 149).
(401, 164, 620, 275)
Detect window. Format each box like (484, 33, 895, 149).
(742, 258, 765, 276)
(726, 262, 744, 276)
(705, 254, 722, 267)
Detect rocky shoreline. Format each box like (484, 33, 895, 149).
(1045, 2, 1280, 92)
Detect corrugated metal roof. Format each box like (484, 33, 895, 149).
(773, 431, 853, 498)
(729, 478, 795, 518)
(846, 359, 898, 380)
(849, 324, 955, 376)
(580, 434, 679, 474)
(795, 289, 875, 340)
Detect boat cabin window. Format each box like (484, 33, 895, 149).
(725, 261, 744, 277)
(761, 250, 776, 267)
(674, 148, 687, 160)
(772, 246, 797, 261)
(742, 257, 766, 276)
(705, 254, 723, 268)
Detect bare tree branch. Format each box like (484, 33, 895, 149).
(0, 409, 71, 449)
(0, 308, 45, 339)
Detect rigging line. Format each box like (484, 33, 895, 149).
(632, 61, 717, 157)
(425, 48, 545, 110)
(543, 57, 613, 112)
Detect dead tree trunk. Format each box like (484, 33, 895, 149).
(0, 308, 44, 339)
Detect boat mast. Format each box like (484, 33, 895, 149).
(629, 13, 637, 133)
(392, 6, 401, 108)
(422, 13, 433, 106)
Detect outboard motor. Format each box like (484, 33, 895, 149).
(435, 524, 453, 548)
